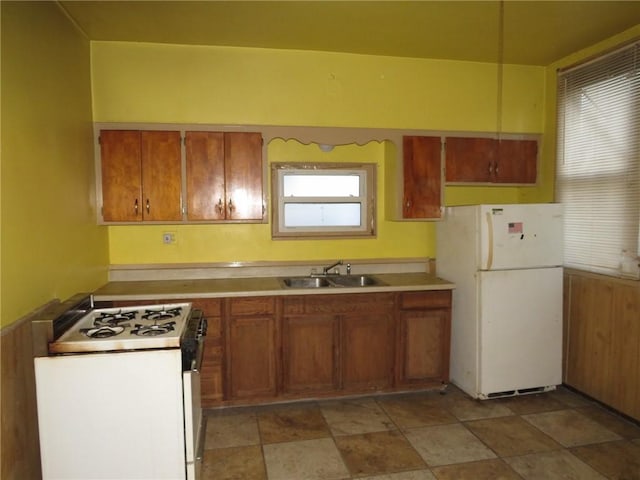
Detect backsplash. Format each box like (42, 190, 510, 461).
(108, 258, 434, 282)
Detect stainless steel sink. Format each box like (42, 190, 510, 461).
(280, 275, 385, 289)
(328, 275, 383, 287)
(281, 277, 331, 288)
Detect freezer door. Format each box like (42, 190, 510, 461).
(479, 204, 563, 270)
(478, 267, 562, 397)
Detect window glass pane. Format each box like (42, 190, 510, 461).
(283, 174, 360, 197)
(284, 203, 361, 227)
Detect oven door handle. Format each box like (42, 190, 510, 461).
(191, 336, 205, 373)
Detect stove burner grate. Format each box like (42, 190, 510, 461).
(93, 311, 137, 327)
(131, 321, 176, 337)
(81, 325, 127, 339)
(141, 307, 183, 321)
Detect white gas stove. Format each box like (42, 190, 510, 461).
(33, 295, 205, 480)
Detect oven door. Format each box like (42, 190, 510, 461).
(183, 335, 204, 480)
(35, 350, 187, 480)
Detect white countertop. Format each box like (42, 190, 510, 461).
(92, 272, 455, 301)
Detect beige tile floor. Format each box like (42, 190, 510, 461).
(202, 385, 640, 480)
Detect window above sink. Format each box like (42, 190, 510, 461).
(271, 162, 376, 239)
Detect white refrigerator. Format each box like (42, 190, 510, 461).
(436, 203, 563, 399)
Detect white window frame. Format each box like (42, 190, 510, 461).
(271, 163, 376, 239)
(556, 40, 640, 280)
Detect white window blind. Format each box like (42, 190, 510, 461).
(556, 41, 640, 279)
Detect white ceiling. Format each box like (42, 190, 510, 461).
(59, 1, 640, 66)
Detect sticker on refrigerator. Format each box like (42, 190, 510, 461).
(508, 222, 523, 234)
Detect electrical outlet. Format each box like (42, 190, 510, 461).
(162, 232, 176, 245)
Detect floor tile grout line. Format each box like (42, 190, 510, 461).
(373, 392, 457, 476)
(316, 399, 354, 479)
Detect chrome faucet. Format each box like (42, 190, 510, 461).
(322, 260, 343, 275)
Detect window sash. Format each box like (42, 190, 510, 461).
(272, 164, 375, 238)
(556, 41, 640, 279)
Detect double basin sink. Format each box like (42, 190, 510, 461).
(280, 274, 386, 289)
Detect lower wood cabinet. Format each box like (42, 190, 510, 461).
(222, 290, 450, 404)
(396, 291, 452, 387)
(282, 293, 396, 397)
(126, 289, 452, 406)
(225, 297, 279, 400)
(564, 271, 640, 421)
(189, 299, 224, 407)
(282, 314, 339, 394)
(342, 312, 395, 392)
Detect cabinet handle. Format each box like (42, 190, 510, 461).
(146, 199, 150, 214)
(494, 162, 499, 174)
(228, 198, 234, 213)
(488, 162, 493, 174)
(216, 198, 224, 214)
(134, 199, 138, 214)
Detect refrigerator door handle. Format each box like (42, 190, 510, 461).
(485, 211, 494, 270)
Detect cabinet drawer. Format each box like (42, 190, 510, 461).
(400, 290, 452, 309)
(229, 296, 276, 316)
(190, 298, 223, 317)
(284, 293, 395, 315)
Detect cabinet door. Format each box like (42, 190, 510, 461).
(282, 315, 339, 394)
(225, 132, 264, 220)
(226, 297, 278, 400)
(402, 136, 442, 219)
(342, 313, 394, 391)
(445, 137, 538, 184)
(445, 136, 495, 183)
(227, 315, 278, 399)
(140, 131, 182, 221)
(189, 299, 224, 407)
(397, 309, 450, 385)
(100, 130, 142, 222)
(185, 131, 226, 220)
(495, 139, 537, 184)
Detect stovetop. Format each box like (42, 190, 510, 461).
(49, 303, 192, 354)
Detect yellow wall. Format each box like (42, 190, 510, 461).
(92, 41, 549, 265)
(0, 2, 109, 327)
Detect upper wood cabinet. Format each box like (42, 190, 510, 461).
(100, 130, 182, 222)
(185, 131, 264, 221)
(402, 136, 443, 219)
(98, 128, 265, 224)
(445, 137, 538, 184)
